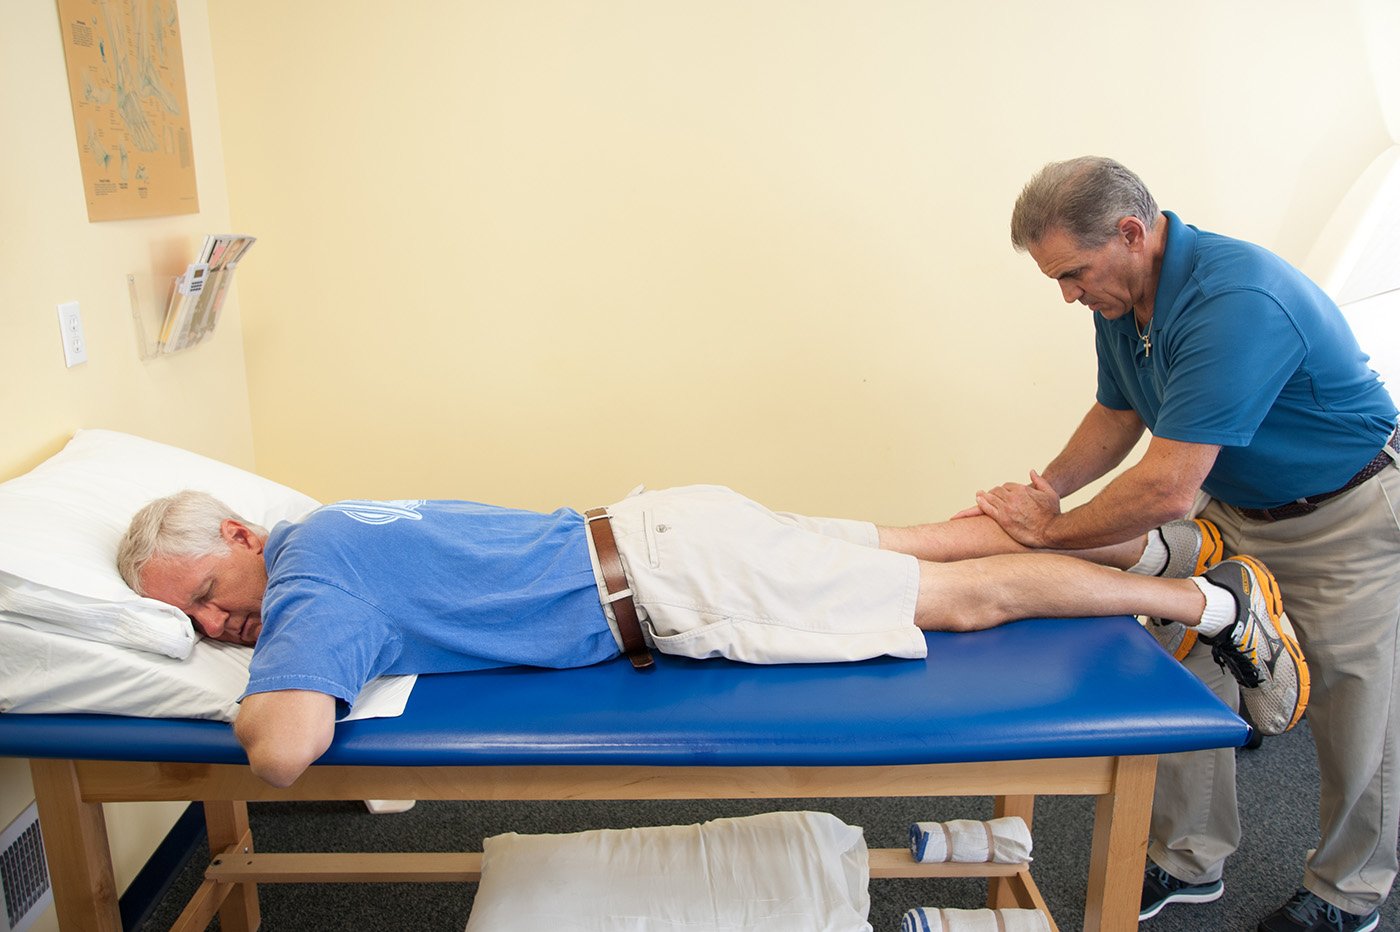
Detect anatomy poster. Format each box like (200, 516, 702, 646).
(57, 0, 199, 221)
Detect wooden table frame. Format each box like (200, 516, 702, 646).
(31, 752, 1156, 932)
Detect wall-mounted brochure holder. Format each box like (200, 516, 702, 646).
(130, 233, 256, 360)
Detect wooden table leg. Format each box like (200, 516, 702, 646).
(1083, 755, 1156, 932)
(204, 800, 261, 932)
(988, 794, 1036, 909)
(29, 759, 122, 932)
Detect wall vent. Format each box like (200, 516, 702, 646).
(0, 802, 51, 932)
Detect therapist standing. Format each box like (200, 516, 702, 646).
(968, 156, 1399, 932)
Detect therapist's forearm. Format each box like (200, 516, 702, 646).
(1041, 404, 1145, 498)
(1040, 437, 1219, 549)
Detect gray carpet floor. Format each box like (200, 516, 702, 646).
(138, 717, 1398, 931)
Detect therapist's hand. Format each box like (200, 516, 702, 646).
(974, 469, 1062, 548)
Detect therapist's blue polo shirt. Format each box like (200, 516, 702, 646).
(1093, 211, 1395, 510)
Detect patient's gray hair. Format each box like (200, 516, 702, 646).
(1010, 156, 1160, 252)
(117, 490, 265, 595)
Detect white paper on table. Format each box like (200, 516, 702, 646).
(339, 674, 417, 722)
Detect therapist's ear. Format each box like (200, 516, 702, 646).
(1119, 216, 1149, 251)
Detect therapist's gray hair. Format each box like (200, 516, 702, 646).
(117, 490, 266, 595)
(1010, 156, 1160, 252)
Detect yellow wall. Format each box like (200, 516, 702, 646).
(209, 0, 1392, 523)
(0, 1, 254, 927)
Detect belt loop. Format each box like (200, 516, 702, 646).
(584, 507, 654, 671)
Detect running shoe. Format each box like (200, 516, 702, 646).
(1200, 556, 1310, 736)
(1159, 517, 1225, 578)
(1146, 518, 1224, 660)
(1257, 888, 1380, 932)
(1140, 863, 1224, 921)
(1146, 615, 1199, 661)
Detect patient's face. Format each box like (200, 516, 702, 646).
(141, 519, 268, 646)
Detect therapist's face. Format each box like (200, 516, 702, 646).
(1027, 222, 1146, 321)
(140, 519, 268, 646)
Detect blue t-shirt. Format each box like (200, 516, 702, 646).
(242, 499, 618, 709)
(1095, 211, 1396, 509)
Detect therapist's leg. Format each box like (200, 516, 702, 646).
(1149, 636, 1242, 884)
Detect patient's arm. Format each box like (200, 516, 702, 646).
(234, 689, 336, 787)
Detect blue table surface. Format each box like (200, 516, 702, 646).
(0, 616, 1247, 767)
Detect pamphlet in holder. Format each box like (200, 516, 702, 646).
(129, 233, 256, 359)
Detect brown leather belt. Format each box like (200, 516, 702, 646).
(1235, 426, 1399, 522)
(584, 507, 654, 670)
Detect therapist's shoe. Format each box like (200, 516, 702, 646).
(1145, 518, 1225, 660)
(1256, 889, 1380, 932)
(1140, 863, 1223, 921)
(1200, 556, 1310, 736)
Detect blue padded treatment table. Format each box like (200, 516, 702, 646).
(0, 616, 1247, 932)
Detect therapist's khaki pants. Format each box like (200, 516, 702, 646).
(1149, 457, 1400, 916)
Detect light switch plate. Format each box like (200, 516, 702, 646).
(57, 301, 88, 367)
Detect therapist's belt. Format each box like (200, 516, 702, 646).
(584, 508, 654, 670)
(1235, 426, 1399, 522)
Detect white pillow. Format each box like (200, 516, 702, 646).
(465, 811, 872, 932)
(0, 568, 200, 659)
(0, 612, 251, 721)
(0, 429, 319, 658)
(0, 613, 416, 723)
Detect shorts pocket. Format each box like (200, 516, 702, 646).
(642, 510, 662, 569)
(648, 618, 739, 660)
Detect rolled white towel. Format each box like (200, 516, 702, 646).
(901, 906, 1051, 932)
(908, 817, 1032, 864)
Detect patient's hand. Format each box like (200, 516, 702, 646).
(234, 689, 336, 787)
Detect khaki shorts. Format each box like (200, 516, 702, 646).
(586, 485, 925, 664)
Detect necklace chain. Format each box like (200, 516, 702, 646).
(1133, 312, 1153, 358)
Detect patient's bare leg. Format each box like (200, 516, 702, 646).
(878, 514, 1144, 569)
(911, 553, 1203, 632)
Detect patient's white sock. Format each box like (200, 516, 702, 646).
(1127, 529, 1168, 576)
(1190, 576, 1236, 637)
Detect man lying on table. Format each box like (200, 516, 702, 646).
(116, 485, 1306, 787)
